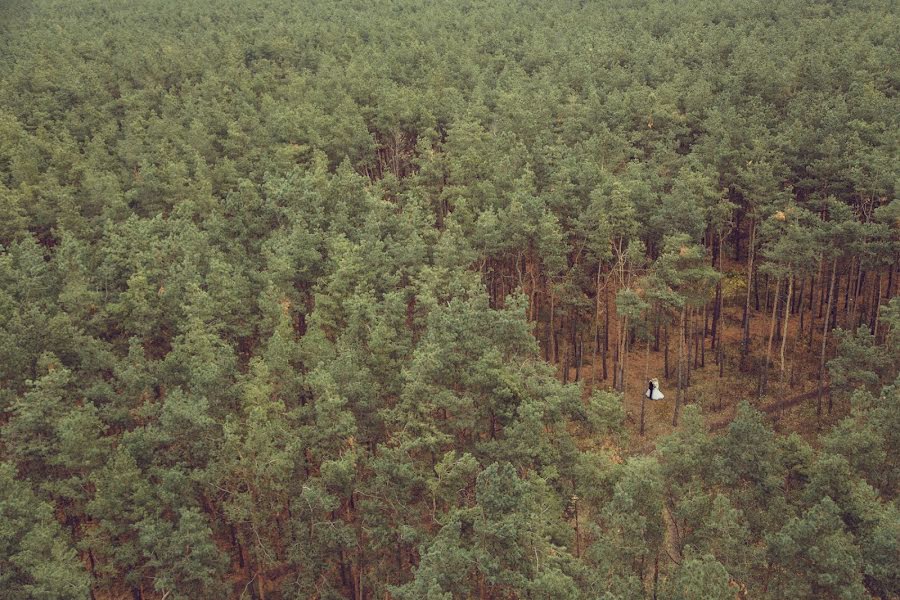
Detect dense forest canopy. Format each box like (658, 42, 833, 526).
(1, 0, 898, 599)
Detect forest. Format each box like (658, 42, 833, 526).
(0, 0, 898, 598)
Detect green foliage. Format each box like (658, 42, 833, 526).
(662, 551, 734, 600)
(0, 0, 897, 597)
(766, 498, 867, 600)
(828, 326, 893, 399)
(0, 463, 90, 599)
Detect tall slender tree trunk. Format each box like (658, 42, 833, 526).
(576, 333, 583, 382)
(641, 338, 649, 436)
(549, 289, 557, 363)
(830, 270, 839, 329)
(809, 268, 817, 315)
(754, 267, 761, 311)
(741, 219, 756, 368)
(592, 265, 601, 386)
(818, 258, 837, 419)
(711, 226, 723, 350)
(603, 282, 610, 380)
(616, 315, 628, 393)
(553, 328, 560, 364)
(697, 306, 704, 368)
(691, 309, 697, 372)
(761, 277, 781, 397)
(689, 308, 695, 386)
(843, 258, 854, 321)
(850, 267, 865, 328)
(673, 306, 686, 426)
(807, 269, 817, 347)
(686, 308, 693, 386)
(779, 275, 793, 377)
(886, 264, 895, 299)
(664, 325, 670, 379)
(775, 277, 784, 344)
(528, 252, 538, 322)
(258, 571, 267, 600)
(653, 553, 659, 600)
(701, 309, 706, 368)
(711, 282, 721, 351)
(868, 270, 881, 333)
(818, 262, 827, 318)
(716, 226, 725, 381)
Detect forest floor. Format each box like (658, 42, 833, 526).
(568, 302, 838, 450)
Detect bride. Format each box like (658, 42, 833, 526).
(645, 378, 664, 400)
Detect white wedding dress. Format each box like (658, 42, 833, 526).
(645, 386, 664, 400)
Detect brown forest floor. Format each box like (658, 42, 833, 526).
(567, 302, 840, 449)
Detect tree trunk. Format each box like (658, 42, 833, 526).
(571, 318, 578, 381)
(711, 281, 721, 350)
(698, 306, 704, 368)
(754, 266, 761, 311)
(686, 308, 692, 387)
(843, 258, 854, 321)
(818, 258, 837, 419)
(850, 267, 865, 328)
(673, 306, 686, 427)
(576, 333, 583, 382)
(616, 315, 628, 393)
(775, 278, 783, 345)
(689, 308, 695, 387)
(653, 553, 659, 600)
(641, 338, 649, 436)
(258, 571, 267, 600)
(869, 270, 881, 334)
(886, 263, 895, 300)
(603, 281, 610, 380)
(551, 289, 559, 363)
(592, 265, 601, 386)
(831, 270, 840, 331)
(741, 219, 756, 367)
(779, 275, 793, 377)
(711, 226, 723, 351)
(807, 265, 818, 347)
(716, 226, 724, 381)
(761, 277, 781, 397)
(691, 309, 698, 371)
(664, 325, 669, 379)
(701, 312, 706, 368)
(818, 263, 827, 318)
(809, 267, 817, 315)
